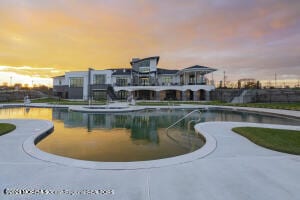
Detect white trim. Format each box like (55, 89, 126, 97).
(114, 85, 215, 92)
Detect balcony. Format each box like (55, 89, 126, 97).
(113, 82, 207, 87)
(90, 84, 109, 90)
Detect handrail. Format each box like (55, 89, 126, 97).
(187, 116, 202, 131)
(166, 109, 201, 131)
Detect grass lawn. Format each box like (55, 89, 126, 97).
(0, 123, 16, 136)
(180, 101, 300, 110)
(227, 102, 300, 111)
(232, 127, 300, 155)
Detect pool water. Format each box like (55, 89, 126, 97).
(0, 107, 299, 162)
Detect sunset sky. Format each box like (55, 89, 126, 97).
(0, 0, 299, 87)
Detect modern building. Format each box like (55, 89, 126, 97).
(53, 56, 217, 101)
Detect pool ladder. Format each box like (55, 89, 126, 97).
(165, 109, 202, 150)
(166, 109, 202, 132)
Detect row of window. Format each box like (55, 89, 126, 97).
(69, 75, 205, 87)
(94, 75, 106, 84)
(162, 76, 172, 84)
(139, 67, 150, 73)
(69, 75, 106, 87)
(70, 77, 83, 87)
(116, 78, 128, 86)
(133, 60, 150, 68)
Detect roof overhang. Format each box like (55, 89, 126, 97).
(130, 56, 160, 66)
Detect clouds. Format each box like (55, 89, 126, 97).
(0, 0, 299, 82)
(0, 65, 57, 87)
(0, 66, 62, 78)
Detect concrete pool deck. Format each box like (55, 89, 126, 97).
(0, 105, 300, 200)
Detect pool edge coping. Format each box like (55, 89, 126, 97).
(22, 122, 217, 170)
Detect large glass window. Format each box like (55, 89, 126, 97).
(139, 67, 150, 73)
(93, 91, 106, 100)
(69, 77, 83, 87)
(116, 78, 128, 86)
(162, 76, 172, 85)
(140, 77, 149, 86)
(133, 59, 151, 72)
(189, 75, 195, 84)
(94, 75, 106, 84)
(135, 60, 150, 68)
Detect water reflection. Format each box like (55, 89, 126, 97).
(51, 109, 200, 143)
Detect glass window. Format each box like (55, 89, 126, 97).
(93, 91, 106, 100)
(139, 67, 150, 73)
(189, 75, 195, 84)
(116, 78, 128, 86)
(133, 59, 151, 72)
(94, 75, 106, 84)
(70, 77, 83, 87)
(136, 60, 150, 68)
(140, 77, 149, 86)
(162, 76, 172, 84)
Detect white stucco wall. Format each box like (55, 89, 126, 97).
(65, 71, 88, 100)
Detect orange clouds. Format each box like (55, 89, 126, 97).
(0, 0, 299, 83)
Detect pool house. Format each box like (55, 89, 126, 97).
(53, 56, 217, 101)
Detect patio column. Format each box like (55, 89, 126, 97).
(181, 91, 187, 101)
(155, 91, 160, 101)
(205, 90, 210, 101)
(193, 91, 199, 101)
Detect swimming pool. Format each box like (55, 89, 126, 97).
(0, 107, 299, 162)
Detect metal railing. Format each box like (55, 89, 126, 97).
(166, 109, 202, 131)
(165, 109, 202, 150)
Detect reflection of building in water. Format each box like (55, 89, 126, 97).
(24, 107, 30, 114)
(130, 114, 159, 143)
(51, 109, 202, 143)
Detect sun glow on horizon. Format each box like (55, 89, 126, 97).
(0, 71, 53, 88)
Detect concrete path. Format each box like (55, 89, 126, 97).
(1, 117, 300, 200)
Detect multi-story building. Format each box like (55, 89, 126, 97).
(53, 56, 217, 101)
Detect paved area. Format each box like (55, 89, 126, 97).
(0, 105, 300, 200)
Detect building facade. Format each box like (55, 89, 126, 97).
(53, 56, 217, 101)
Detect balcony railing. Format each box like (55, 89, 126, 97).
(113, 82, 208, 87)
(90, 84, 109, 90)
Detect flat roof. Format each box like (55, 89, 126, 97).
(130, 56, 160, 65)
(181, 65, 217, 72)
(51, 75, 65, 78)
